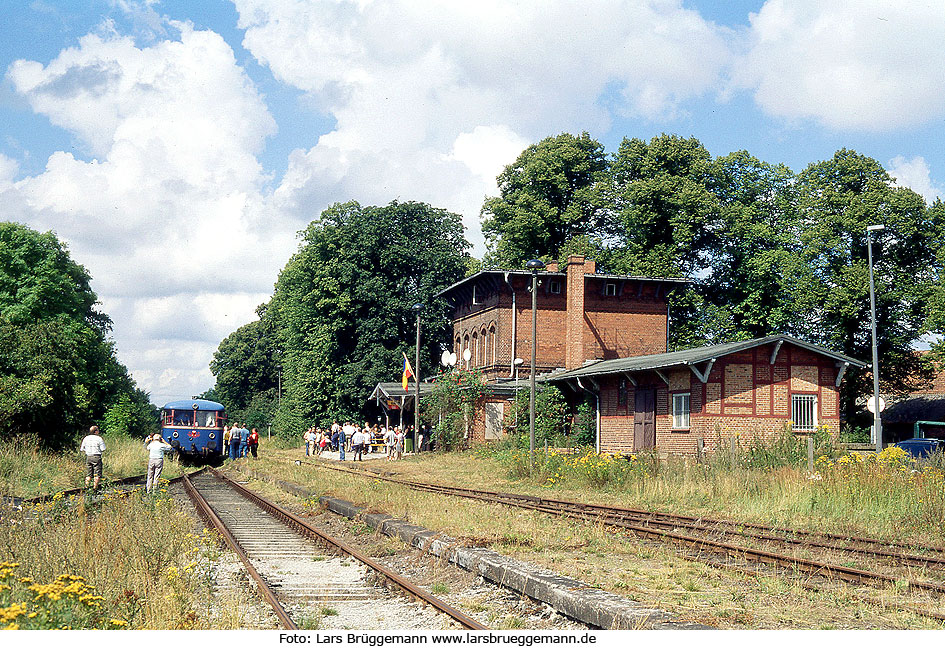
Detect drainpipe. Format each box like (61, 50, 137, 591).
(504, 272, 517, 378)
(575, 377, 601, 454)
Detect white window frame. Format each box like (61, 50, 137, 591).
(672, 392, 690, 430)
(791, 394, 818, 432)
(605, 282, 617, 296)
(549, 279, 562, 294)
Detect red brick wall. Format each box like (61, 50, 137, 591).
(595, 342, 842, 456)
(449, 263, 671, 378)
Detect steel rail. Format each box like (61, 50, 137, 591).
(182, 472, 299, 630)
(311, 460, 945, 559)
(208, 468, 487, 630)
(307, 460, 945, 595)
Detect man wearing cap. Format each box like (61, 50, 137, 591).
(146, 434, 173, 493)
(80, 425, 106, 490)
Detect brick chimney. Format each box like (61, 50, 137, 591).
(545, 261, 559, 272)
(565, 255, 586, 370)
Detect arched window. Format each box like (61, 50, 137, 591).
(480, 328, 488, 367)
(489, 323, 497, 367)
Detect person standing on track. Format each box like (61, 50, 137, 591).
(80, 425, 106, 491)
(145, 433, 173, 493)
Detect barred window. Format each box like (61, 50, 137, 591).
(672, 393, 690, 430)
(792, 394, 817, 432)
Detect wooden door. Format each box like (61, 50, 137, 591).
(633, 388, 656, 450)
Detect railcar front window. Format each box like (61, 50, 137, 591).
(196, 411, 217, 427)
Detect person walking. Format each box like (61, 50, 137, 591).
(80, 425, 106, 490)
(383, 426, 394, 460)
(223, 424, 232, 453)
(247, 427, 259, 459)
(145, 433, 173, 493)
(229, 424, 241, 460)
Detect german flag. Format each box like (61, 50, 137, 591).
(402, 352, 414, 392)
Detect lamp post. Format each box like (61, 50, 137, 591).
(526, 259, 545, 471)
(413, 303, 423, 454)
(867, 225, 885, 453)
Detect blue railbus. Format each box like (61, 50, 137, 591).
(160, 399, 226, 459)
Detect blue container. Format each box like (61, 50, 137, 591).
(893, 438, 944, 459)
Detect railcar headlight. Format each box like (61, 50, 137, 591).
(172, 431, 179, 438)
(208, 433, 215, 439)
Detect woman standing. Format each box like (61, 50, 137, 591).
(247, 427, 260, 459)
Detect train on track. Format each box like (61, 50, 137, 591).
(160, 399, 227, 459)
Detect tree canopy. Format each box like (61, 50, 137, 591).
(481, 135, 945, 410)
(0, 222, 154, 448)
(210, 201, 470, 435)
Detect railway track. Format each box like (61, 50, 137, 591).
(307, 460, 945, 596)
(182, 468, 487, 630)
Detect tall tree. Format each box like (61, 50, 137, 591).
(703, 150, 802, 340)
(0, 222, 150, 447)
(481, 132, 608, 268)
(792, 150, 941, 416)
(604, 134, 719, 278)
(209, 309, 280, 413)
(266, 201, 469, 434)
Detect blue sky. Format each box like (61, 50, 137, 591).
(1, 0, 943, 405)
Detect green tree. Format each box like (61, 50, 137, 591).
(266, 200, 469, 436)
(0, 222, 149, 448)
(209, 312, 280, 412)
(791, 150, 942, 417)
(482, 132, 608, 268)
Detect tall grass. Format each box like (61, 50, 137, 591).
(486, 441, 945, 544)
(0, 489, 242, 629)
(0, 436, 183, 497)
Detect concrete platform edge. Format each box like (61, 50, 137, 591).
(269, 477, 710, 630)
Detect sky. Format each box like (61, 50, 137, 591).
(1, 0, 944, 407)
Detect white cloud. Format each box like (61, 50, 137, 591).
(888, 155, 944, 204)
(2, 22, 289, 403)
(235, 0, 733, 252)
(737, 0, 945, 131)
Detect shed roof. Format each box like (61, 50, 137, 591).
(542, 334, 867, 383)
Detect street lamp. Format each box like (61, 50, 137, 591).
(413, 303, 423, 454)
(526, 259, 545, 471)
(867, 224, 885, 453)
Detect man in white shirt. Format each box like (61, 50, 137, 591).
(80, 425, 106, 490)
(145, 434, 174, 493)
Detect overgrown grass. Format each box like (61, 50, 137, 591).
(0, 488, 242, 629)
(484, 440, 945, 544)
(0, 436, 185, 497)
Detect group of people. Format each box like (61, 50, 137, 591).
(78, 425, 174, 494)
(223, 423, 259, 460)
(303, 421, 415, 461)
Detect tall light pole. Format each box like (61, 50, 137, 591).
(867, 224, 885, 453)
(526, 259, 545, 471)
(413, 303, 423, 454)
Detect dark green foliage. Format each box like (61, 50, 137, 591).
(221, 200, 469, 438)
(209, 314, 279, 413)
(0, 222, 154, 448)
(482, 136, 945, 413)
(482, 132, 608, 269)
(504, 385, 569, 449)
(420, 368, 489, 451)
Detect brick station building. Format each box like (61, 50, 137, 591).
(416, 255, 866, 455)
(543, 335, 866, 456)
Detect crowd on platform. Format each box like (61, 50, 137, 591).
(302, 421, 432, 461)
